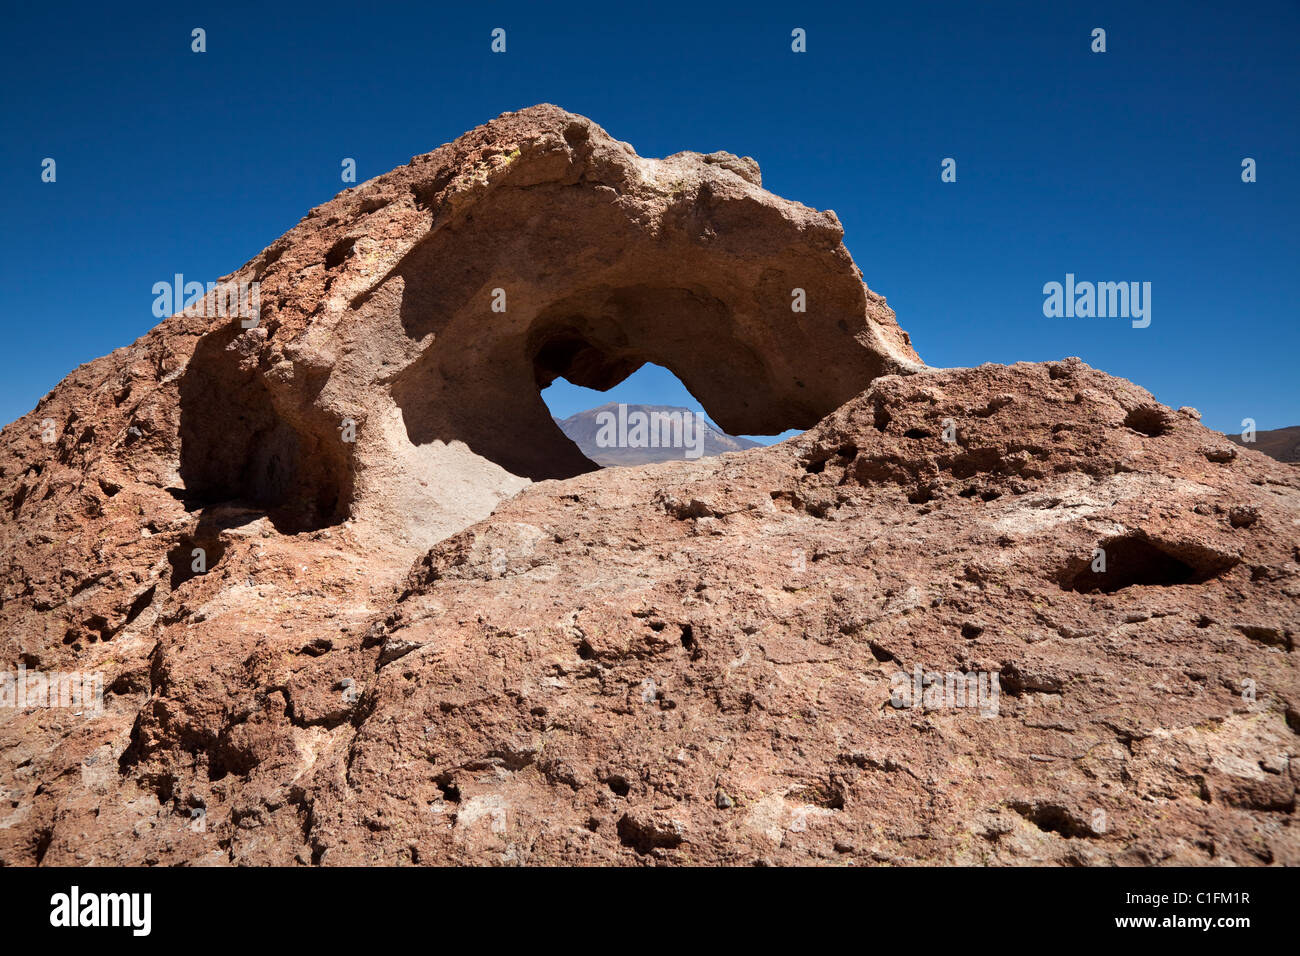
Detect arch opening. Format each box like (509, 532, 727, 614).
(392, 283, 814, 483)
(542, 360, 774, 468)
(173, 106, 922, 544)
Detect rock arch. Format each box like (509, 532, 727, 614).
(177, 105, 922, 546)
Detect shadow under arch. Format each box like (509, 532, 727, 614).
(177, 327, 353, 532)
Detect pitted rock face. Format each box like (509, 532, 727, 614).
(3, 354, 1297, 867)
(12, 108, 1293, 869)
(176, 104, 921, 544)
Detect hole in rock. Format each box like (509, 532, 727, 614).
(1123, 405, 1173, 438)
(540, 361, 769, 470)
(391, 282, 833, 484)
(538, 361, 800, 473)
(1008, 802, 1092, 838)
(434, 775, 462, 804)
(538, 362, 798, 472)
(324, 237, 357, 270)
(168, 536, 228, 589)
(178, 328, 352, 532)
(1059, 533, 1238, 593)
(679, 623, 701, 659)
(616, 813, 683, 854)
(181, 200, 899, 537)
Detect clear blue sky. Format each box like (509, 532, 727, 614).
(2, 0, 1296, 437)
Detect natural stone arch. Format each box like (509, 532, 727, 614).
(177, 105, 922, 547)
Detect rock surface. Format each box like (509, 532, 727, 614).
(0, 107, 1295, 866)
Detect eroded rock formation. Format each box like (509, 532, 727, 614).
(175, 104, 919, 546)
(0, 107, 1295, 866)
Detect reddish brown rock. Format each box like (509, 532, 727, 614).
(0, 107, 1295, 866)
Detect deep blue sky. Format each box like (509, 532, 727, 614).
(2, 0, 1296, 438)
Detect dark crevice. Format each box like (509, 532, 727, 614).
(1123, 405, 1173, 437)
(1059, 533, 1238, 594)
(325, 237, 357, 270)
(178, 327, 352, 533)
(1008, 802, 1094, 839)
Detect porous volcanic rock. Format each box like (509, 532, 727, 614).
(0, 102, 917, 725)
(0, 107, 1295, 866)
(293, 360, 1299, 865)
(3, 356, 1297, 865)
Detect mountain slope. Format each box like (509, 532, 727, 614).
(555, 403, 762, 466)
(1228, 425, 1300, 463)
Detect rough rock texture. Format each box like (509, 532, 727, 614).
(0, 103, 916, 713)
(0, 107, 1296, 866)
(3, 356, 1297, 865)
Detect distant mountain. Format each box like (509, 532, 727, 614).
(556, 403, 762, 466)
(1226, 425, 1300, 463)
